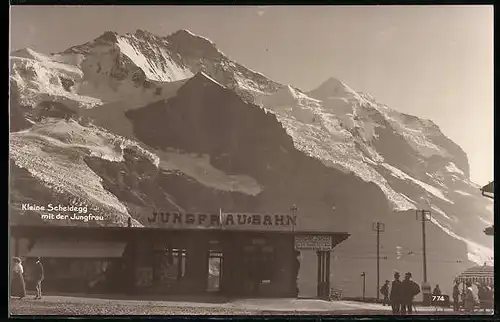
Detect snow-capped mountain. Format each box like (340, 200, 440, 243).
(9, 29, 493, 298)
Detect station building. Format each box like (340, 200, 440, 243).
(10, 212, 349, 299)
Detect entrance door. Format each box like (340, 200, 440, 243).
(207, 250, 223, 293)
(317, 250, 331, 299)
(242, 244, 275, 297)
(152, 246, 186, 293)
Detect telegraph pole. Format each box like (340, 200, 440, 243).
(416, 209, 432, 305)
(290, 204, 298, 233)
(377, 227, 380, 300)
(372, 222, 385, 302)
(422, 211, 427, 283)
(361, 272, 366, 301)
(416, 210, 431, 283)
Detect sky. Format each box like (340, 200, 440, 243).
(10, 5, 493, 184)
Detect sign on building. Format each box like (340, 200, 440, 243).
(146, 212, 297, 231)
(294, 235, 333, 251)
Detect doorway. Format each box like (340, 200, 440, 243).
(316, 250, 331, 299)
(242, 243, 275, 297)
(207, 250, 223, 293)
(151, 245, 187, 293)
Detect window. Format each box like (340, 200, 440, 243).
(152, 248, 186, 285)
(172, 249, 187, 280)
(207, 250, 223, 292)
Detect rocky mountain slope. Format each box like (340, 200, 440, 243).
(9, 29, 493, 298)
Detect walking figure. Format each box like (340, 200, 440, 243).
(390, 272, 402, 314)
(452, 280, 461, 311)
(34, 257, 44, 299)
(11, 257, 26, 299)
(464, 281, 479, 312)
(380, 280, 390, 306)
(400, 272, 420, 315)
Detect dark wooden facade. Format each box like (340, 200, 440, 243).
(10, 225, 349, 298)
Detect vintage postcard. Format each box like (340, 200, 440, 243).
(9, 4, 494, 317)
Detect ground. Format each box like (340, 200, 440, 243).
(9, 294, 494, 316)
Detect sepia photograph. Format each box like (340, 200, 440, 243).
(9, 4, 494, 317)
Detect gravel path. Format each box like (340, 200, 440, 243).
(9, 296, 493, 316)
(10, 297, 257, 315)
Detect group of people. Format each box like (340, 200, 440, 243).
(452, 279, 494, 312)
(10, 257, 44, 300)
(379, 273, 494, 314)
(379, 272, 421, 315)
(477, 283, 494, 312)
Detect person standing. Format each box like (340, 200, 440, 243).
(11, 257, 26, 299)
(478, 283, 486, 312)
(33, 257, 44, 299)
(390, 272, 402, 314)
(464, 281, 479, 312)
(452, 280, 461, 311)
(380, 280, 390, 306)
(485, 285, 493, 312)
(400, 272, 420, 315)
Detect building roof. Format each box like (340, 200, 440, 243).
(481, 181, 494, 194)
(456, 264, 494, 284)
(10, 224, 350, 238)
(11, 224, 351, 252)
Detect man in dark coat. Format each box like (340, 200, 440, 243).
(400, 272, 420, 314)
(452, 280, 461, 311)
(390, 272, 402, 314)
(33, 257, 44, 299)
(380, 280, 390, 306)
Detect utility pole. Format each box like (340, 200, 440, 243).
(416, 209, 432, 305)
(361, 272, 366, 301)
(416, 210, 431, 283)
(290, 204, 298, 233)
(372, 222, 385, 302)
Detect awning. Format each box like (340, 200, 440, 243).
(456, 264, 494, 285)
(25, 239, 127, 258)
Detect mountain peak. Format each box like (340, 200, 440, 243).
(308, 76, 356, 99)
(61, 30, 119, 54)
(131, 29, 160, 41)
(166, 29, 217, 49)
(134, 29, 151, 35)
(323, 76, 345, 86)
(96, 30, 119, 42)
(170, 29, 206, 38)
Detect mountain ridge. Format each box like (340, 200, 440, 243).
(9, 29, 493, 298)
(8, 29, 472, 179)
